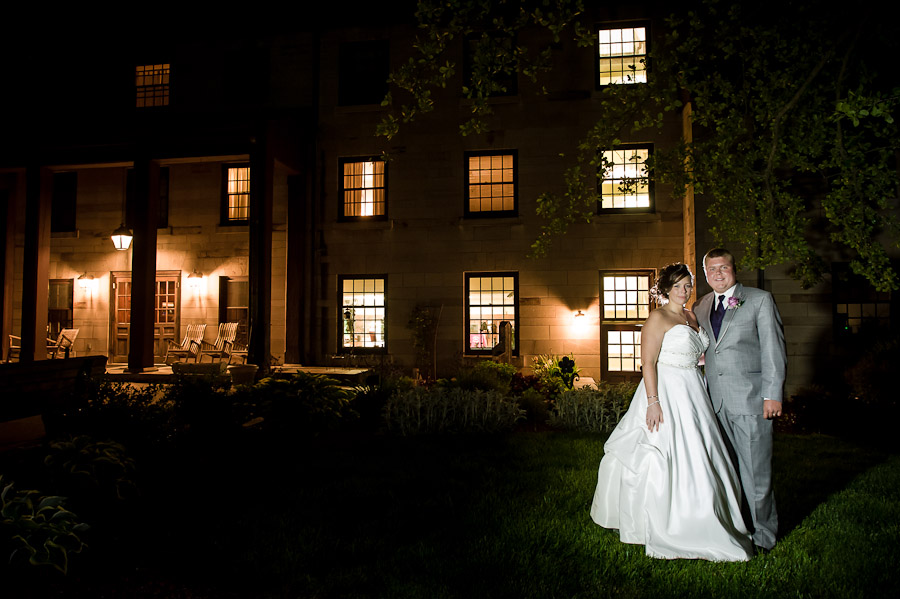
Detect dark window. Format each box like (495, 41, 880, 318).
(832, 263, 892, 337)
(595, 23, 648, 87)
(339, 276, 386, 351)
(219, 276, 250, 346)
(339, 158, 387, 220)
(136, 63, 170, 107)
(464, 33, 518, 97)
(465, 150, 517, 217)
(51, 172, 77, 233)
(48, 279, 74, 340)
(126, 167, 169, 228)
(598, 145, 653, 213)
(338, 40, 389, 106)
(600, 271, 653, 382)
(465, 272, 518, 355)
(222, 164, 250, 224)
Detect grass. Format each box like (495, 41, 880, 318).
(8, 431, 899, 598)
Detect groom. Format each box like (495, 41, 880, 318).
(697, 248, 787, 552)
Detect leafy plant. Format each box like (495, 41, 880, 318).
(247, 373, 356, 434)
(449, 360, 517, 394)
(1, 476, 89, 575)
(531, 353, 581, 398)
(43, 436, 137, 504)
(384, 387, 525, 435)
(549, 381, 637, 432)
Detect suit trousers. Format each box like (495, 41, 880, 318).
(716, 410, 778, 549)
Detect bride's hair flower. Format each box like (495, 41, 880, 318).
(726, 297, 744, 310)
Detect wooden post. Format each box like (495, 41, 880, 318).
(127, 156, 159, 372)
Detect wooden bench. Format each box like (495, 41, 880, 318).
(0, 355, 108, 448)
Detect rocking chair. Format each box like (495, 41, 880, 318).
(164, 323, 207, 364)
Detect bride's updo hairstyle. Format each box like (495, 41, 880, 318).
(649, 263, 694, 305)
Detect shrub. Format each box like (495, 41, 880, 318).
(517, 388, 551, 427)
(384, 387, 525, 435)
(52, 380, 177, 453)
(43, 436, 138, 506)
(532, 354, 580, 398)
(0, 476, 89, 575)
(450, 360, 517, 394)
(244, 372, 356, 434)
(351, 374, 415, 431)
(549, 381, 637, 433)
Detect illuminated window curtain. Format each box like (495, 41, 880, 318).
(467, 274, 517, 353)
(227, 166, 250, 222)
(599, 147, 651, 209)
(135, 64, 170, 107)
(601, 273, 651, 373)
(342, 160, 385, 218)
(341, 277, 386, 349)
(467, 153, 515, 213)
(597, 27, 647, 85)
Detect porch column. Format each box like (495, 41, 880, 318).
(20, 165, 52, 362)
(127, 156, 159, 372)
(249, 129, 274, 370)
(285, 172, 309, 364)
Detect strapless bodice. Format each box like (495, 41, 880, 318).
(657, 325, 708, 369)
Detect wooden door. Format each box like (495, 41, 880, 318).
(111, 271, 180, 363)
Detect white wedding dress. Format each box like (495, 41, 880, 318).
(590, 324, 754, 561)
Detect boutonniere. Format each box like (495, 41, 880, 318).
(726, 297, 744, 310)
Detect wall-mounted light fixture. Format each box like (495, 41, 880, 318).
(77, 273, 94, 289)
(574, 310, 585, 319)
(188, 270, 203, 289)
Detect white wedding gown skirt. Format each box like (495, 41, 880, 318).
(590, 325, 754, 561)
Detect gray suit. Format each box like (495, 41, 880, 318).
(696, 282, 786, 549)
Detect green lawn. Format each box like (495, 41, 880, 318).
(12, 431, 900, 598)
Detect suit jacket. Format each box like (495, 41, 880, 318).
(696, 282, 787, 415)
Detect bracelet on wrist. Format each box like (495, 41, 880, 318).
(648, 399, 660, 407)
(647, 394, 658, 399)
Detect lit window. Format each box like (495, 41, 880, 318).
(466, 273, 518, 355)
(340, 277, 386, 350)
(601, 271, 652, 381)
(223, 164, 250, 223)
(340, 158, 386, 220)
(136, 64, 170, 107)
(599, 146, 652, 211)
(466, 151, 517, 217)
(596, 25, 647, 86)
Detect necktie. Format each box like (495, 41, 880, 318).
(711, 295, 726, 339)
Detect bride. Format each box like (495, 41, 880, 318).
(589, 263, 754, 561)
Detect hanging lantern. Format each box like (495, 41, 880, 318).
(111, 223, 133, 251)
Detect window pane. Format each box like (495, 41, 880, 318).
(136, 63, 170, 107)
(340, 277, 386, 348)
(600, 147, 651, 210)
(466, 153, 516, 214)
(466, 273, 517, 352)
(597, 27, 647, 85)
(342, 160, 386, 218)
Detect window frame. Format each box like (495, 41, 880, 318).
(338, 157, 388, 222)
(832, 262, 893, 338)
(463, 32, 519, 98)
(464, 150, 518, 218)
(597, 144, 654, 214)
(51, 171, 77, 233)
(126, 166, 170, 229)
(219, 276, 250, 346)
(135, 63, 171, 108)
(599, 270, 654, 382)
(464, 272, 519, 356)
(594, 21, 649, 88)
(338, 40, 390, 106)
(221, 163, 250, 225)
(338, 275, 387, 353)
